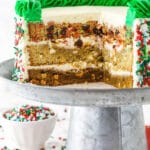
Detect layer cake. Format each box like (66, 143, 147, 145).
(12, 0, 150, 88)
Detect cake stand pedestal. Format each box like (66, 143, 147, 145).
(0, 59, 149, 150)
(67, 106, 146, 150)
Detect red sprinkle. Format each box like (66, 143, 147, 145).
(138, 58, 142, 63)
(147, 40, 150, 45)
(52, 145, 56, 149)
(137, 49, 141, 56)
(148, 78, 150, 86)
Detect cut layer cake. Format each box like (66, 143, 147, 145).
(13, 0, 150, 88)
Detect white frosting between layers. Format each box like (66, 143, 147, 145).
(53, 36, 99, 49)
(24, 36, 98, 49)
(27, 62, 103, 71)
(27, 63, 132, 77)
(42, 6, 128, 27)
(24, 40, 50, 46)
(111, 70, 132, 76)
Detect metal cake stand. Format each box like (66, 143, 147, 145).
(0, 59, 149, 150)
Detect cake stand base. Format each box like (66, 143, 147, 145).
(67, 105, 147, 150)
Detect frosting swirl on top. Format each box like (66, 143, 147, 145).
(40, 0, 129, 7)
(126, 0, 150, 26)
(15, 0, 41, 22)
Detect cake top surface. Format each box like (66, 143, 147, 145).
(15, 0, 150, 26)
(42, 6, 127, 26)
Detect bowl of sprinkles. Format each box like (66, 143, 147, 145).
(0, 105, 57, 150)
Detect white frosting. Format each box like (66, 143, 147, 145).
(42, 6, 101, 23)
(55, 37, 75, 49)
(99, 7, 127, 27)
(42, 6, 127, 27)
(81, 36, 98, 46)
(104, 42, 114, 51)
(27, 62, 103, 71)
(25, 41, 49, 46)
(111, 70, 132, 76)
(54, 36, 99, 49)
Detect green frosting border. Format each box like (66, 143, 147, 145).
(15, 0, 42, 22)
(40, 0, 130, 8)
(15, 0, 150, 25)
(126, 0, 150, 26)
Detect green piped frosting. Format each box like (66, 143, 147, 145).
(15, 0, 41, 22)
(126, 0, 150, 26)
(40, 0, 130, 7)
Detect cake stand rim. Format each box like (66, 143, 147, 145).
(0, 58, 150, 107)
(0, 58, 148, 91)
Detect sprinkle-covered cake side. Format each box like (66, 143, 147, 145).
(12, 17, 28, 82)
(133, 19, 150, 87)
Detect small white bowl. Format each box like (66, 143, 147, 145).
(0, 107, 57, 150)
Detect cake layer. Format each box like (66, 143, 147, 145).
(27, 68, 133, 88)
(24, 43, 103, 66)
(105, 73, 133, 88)
(28, 21, 101, 42)
(28, 68, 103, 86)
(28, 20, 124, 42)
(108, 47, 133, 72)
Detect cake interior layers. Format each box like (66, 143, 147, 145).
(25, 21, 133, 88)
(16, 7, 133, 88)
